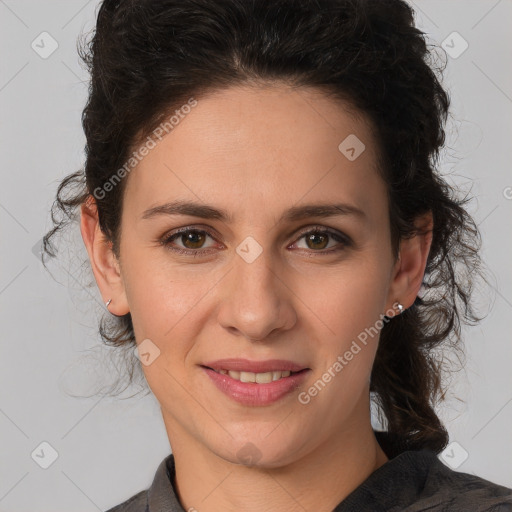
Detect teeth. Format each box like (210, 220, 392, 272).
(214, 369, 293, 383)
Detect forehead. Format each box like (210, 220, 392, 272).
(123, 84, 386, 222)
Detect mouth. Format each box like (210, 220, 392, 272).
(200, 363, 311, 407)
(201, 366, 308, 384)
(199, 358, 311, 406)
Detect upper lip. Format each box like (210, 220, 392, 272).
(201, 358, 308, 373)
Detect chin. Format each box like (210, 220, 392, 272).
(214, 437, 306, 469)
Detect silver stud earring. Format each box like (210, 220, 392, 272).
(105, 299, 112, 308)
(397, 303, 404, 314)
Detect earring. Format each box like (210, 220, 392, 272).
(105, 299, 112, 308)
(397, 302, 404, 314)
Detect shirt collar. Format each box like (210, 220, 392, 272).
(147, 453, 185, 512)
(145, 432, 439, 512)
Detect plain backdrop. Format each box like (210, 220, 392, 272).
(0, 1, 511, 511)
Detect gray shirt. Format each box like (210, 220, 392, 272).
(105, 433, 512, 511)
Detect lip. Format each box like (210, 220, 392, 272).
(201, 358, 307, 373)
(201, 364, 311, 407)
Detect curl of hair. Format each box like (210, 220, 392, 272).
(43, 0, 490, 453)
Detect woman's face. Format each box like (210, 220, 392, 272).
(110, 84, 403, 465)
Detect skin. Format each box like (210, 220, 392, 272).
(81, 83, 433, 512)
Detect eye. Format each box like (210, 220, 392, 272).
(290, 226, 351, 254)
(160, 228, 219, 255)
(160, 225, 351, 256)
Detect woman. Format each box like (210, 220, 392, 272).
(42, 0, 512, 510)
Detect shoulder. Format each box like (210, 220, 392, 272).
(369, 432, 512, 511)
(337, 446, 512, 512)
(410, 451, 512, 511)
(104, 489, 148, 512)
(103, 453, 176, 512)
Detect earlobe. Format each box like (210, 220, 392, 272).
(80, 197, 130, 316)
(386, 211, 433, 314)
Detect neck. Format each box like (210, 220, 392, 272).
(167, 414, 389, 512)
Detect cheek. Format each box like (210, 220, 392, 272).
(296, 277, 385, 420)
(296, 257, 389, 385)
(302, 259, 388, 337)
(123, 260, 224, 401)
(121, 245, 203, 335)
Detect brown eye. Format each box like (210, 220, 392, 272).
(161, 228, 217, 254)
(179, 230, 207, 249)
(305, 232, 329, 250)
(292, 227, 351, 254)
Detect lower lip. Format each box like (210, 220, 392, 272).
(202, 367, 311, 406)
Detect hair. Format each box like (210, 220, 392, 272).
(42, 0, 490, 454)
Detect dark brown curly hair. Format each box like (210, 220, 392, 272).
(42, 0, 490, 454)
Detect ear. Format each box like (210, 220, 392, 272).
(80, 196, 130, 316)
(385, 210, 433, 316)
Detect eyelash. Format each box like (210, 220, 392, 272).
(159, 225, 352, 257)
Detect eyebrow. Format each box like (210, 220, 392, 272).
(140, 199, 366, 224)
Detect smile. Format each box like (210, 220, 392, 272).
(209, 368, 300, 383)
(201, 365, 311, 406)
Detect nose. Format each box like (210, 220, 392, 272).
(216, 243, 297, 342)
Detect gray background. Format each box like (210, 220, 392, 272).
(0, 1, 511, 510)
